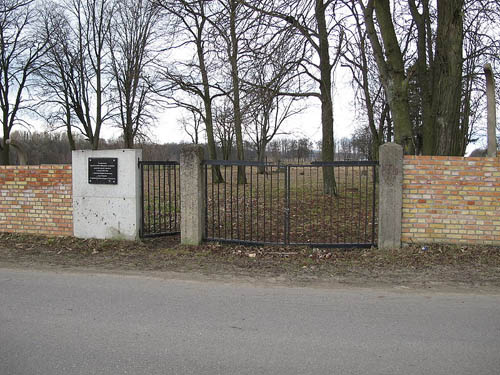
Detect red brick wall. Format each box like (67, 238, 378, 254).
(402, 156, 500, 245)
(0, 165, 73, 236)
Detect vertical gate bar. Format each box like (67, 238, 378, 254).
(309, 167, 313, 243)
(371, 164, 377, 246)
(211, 164, 215, 237)
(162, 165, 165, 232)
(230, 164, 233, 240)
(250, 166, 253, 241)
(157, 165, 161, 233)
(217, 167, 221, 238)
(302, 166, 305, 242)
(236, 165, 239, 240)
(364, 165, 369, 242)
(157, 164, 160, 233)
(329, 167, 333, 244)
(140, 162, 144, 237)
(158, 164, 162, 233)
(286, 166, 291, 244)
(152, 165, 156, 234)
(270, 166, 273, 242)
(146, 164, 150, 235)
(276, 165, 280, 243)
(175, 164, 179, 231)
(156, 164, 160, 233)
(168, 165, 172, 231)
(257, 168, 260, 240)
(294, 166, 297, 243)
(358, 165, 362, 243)
(283, 165, 287, 245)
(224, 165, 227, 239)
(344, 164, 348, 243)
(243, 165, 246, 241)
(204, 164, 208, 239)
(255, 167, 260, 241)
(158, 165, 161, 233)
(156, 164, 159, 233)
(351, 165, 354, 243)
(161, 165, 165, 232)
(330, 166, 335, 244)
(336, 166, 340, 244)
(313, 167, 322, 242)
(263, 167, 266, 242)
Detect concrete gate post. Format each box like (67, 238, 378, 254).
(378, 143, 403, 248)
(180, 145, 205, 245)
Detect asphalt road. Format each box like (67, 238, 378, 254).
(1, 268, 499, 375)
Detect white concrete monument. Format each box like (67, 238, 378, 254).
(72, 149, 142, 240)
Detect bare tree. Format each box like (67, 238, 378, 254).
(245, 71, 304, 172)
(63, 0, 114, 150)
(155, 0, 225, 182)
(241, 9, 305, 173)
(0, 0, 48, 164)
(107, 0, 162, 148)
(213, 98, 235, 160)
(179, 106, 204, 145)
(209, 0, 265, 184)
(342, 1, 390, 161)
(243, 0, 346, 194)
(37, 3, 78, 150)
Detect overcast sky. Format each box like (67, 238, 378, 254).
(97, 68, 358, 146)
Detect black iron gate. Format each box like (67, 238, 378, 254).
(139, 161, 180, 238)
(203, 160, 377, 248)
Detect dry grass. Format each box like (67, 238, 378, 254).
(1, 232, 499, 288)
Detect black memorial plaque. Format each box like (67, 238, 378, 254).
(88, 157, 118, 184)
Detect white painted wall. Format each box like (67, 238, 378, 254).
(72, 149, 142, 240)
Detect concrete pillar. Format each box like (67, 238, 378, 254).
(484, 63, 497, 157)
(378, 143, 403, 248)
(180, 145, 205, 245)
(72, 149, 142, 240)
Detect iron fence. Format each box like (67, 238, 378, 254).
(203, 160, 377, 248)
(139, 161, 180, 238)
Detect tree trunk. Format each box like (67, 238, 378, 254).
(316, 0, 336, 195)
(373, 0, 414, 154)
(1, 113, 10, 164)
(409, 0, 434, 155)
(0, 141, 9, 165)
(363, 0, 414, 154)
(124, 128, 134, 148)
(64, 98, 76, 151)
(198, 32, 224, 183)
(429, 0, 464, 155)
(229, 0, 246, 184)
(257, 141, 267, 174)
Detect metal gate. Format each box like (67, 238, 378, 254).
(139, 161, 180, 238)
(203, 160, 377, 248)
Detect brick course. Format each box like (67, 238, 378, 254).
(402, 155, 500, 245)
(0, 165, 72, 236)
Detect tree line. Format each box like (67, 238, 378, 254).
(3, 130, 318, 164)
(1, 1, 499, 190)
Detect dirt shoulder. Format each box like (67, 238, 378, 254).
(1, 233, 499, 291)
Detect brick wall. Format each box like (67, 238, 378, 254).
(402, 156, 500, 245)
(0, 165, 73, 236)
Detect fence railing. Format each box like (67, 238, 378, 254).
(203, 160, 377, 248)
(139, 161, 180, 238)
